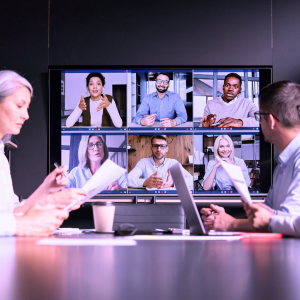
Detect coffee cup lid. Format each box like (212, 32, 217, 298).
(92, 201, 114, 206)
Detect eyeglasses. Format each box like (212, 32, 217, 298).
(152, 144, 168, 149)
(87, 142, 104, 150)
(254, 112, 280, 122)
(156, 79, 169, 85)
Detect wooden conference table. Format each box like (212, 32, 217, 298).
(1, 233, 300, 300)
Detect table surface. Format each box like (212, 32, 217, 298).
(1, 233, 300, 300)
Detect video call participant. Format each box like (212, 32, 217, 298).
(202, 135, 250, 190)
(128, 135, 193, 189)
(201, 81, 300, 232)
(0, 70, 87, 236)
(201, 73, 259, 127)
(66, 72, 122, 128)
(134, 73, 188, 127)
(66, 135, 127, 190)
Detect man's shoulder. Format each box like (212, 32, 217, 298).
(206, 97, 222, 106)
(143, 92, 157, 100)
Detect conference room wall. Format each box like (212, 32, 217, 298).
(2, 0, 300, 198)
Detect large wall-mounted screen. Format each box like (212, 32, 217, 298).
(49, 67, 272, 197)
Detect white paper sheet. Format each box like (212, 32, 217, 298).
(37, 238, 137, 246)
(217, 157, 252, 204)
(124, 235, 242, 241)
(83, 159, 126, 201)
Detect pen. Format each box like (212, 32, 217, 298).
(54, 162, 67, 178)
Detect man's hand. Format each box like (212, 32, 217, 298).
(160, 118, 176, 127)
(200, 114, 217, 127)
(213, 205, 236, 231)
(41, 165, 68, 195)
(106, 181, 121, 191)
(216, 117, 243, 127)
(78, 94, 87, 110)
(141, 114, 156, 126)
(15, 204, 69, 236)
(38, 188, 87, 211)
(246, 204, 274, 232)
(143, 171, 164, 188)
(97, 92, 111, 111)
(201, 204, 225, 231)
(161, 169, 174, 189)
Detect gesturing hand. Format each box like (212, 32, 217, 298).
(200, 114, 217, 127)
(141, 114, 156, 126)
(41, 165, 68, 194)
(78, 94, 87, 110)
(143, 170, 164, 188)
(97, 92, 111, 111)
(160, 118, 176, 127)
(216, 117, 243, 127)
(106, 181, 121, 191)
(161, 169, 174, 188)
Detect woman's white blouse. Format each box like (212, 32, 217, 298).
(0, 141, 20, 213)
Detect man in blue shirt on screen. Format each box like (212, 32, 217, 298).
(134, 73, 187, 127)
(201, 81, 300, 232)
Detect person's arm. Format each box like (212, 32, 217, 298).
(134, 97, 150, 125)
(240, 100, 259, 127)
(106, 99, 122, 127)
(275, 159, 300, 215)
(270, 215, 300, 237)
(128, 161, 146, 188)
(173, 95, 187, 125)
(0, 213, 16, 236)
(202, 161, 219, 190)
(66, 106, 82, 127)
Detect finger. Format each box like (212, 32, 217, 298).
(106, 184, 113, 190)
(210, 204, 224, 213)
(200, 208, 212, 215)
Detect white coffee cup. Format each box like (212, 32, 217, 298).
(92, 202, 115, 232)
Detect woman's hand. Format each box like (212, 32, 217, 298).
(78, 94, 87, 110)
(41, 165, 68, 195)
(15, 204, 69, 236)
(97, 92, 111, 111)
(221, 157, 234, 165)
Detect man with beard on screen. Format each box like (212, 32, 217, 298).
(134, 73, 187, 127)
(128, 135, 193, 189)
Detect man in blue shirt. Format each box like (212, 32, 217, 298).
(201, 81, 300, 232)
(128, 135, 193, 189)
(134, 73, 188, 127)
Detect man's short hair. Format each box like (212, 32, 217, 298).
(259, 80, 300, 128)
(154, 72, 171, 81)
(151, 135, 168, 144)
(224, 73, 242, 86)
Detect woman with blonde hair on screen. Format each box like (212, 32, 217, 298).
(0, 70, 86, 236)
(203, 135, 250, 190)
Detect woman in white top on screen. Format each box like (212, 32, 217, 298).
(66, 135, 127, 190)
(66, 73, 122, 128)
(203, 135, 251, 190)
(0, 70, 86, 236)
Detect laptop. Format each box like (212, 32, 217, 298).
(169, 163, 238, 236)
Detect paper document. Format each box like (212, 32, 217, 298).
(83, 159, 126, 202)
(217, 157, 252, 204)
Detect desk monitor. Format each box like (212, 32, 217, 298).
(49, 67, 272, 198)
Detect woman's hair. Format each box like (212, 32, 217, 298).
(86, 72, 106, 88)
(0, 70, 33, 143)
(78, 135, 109, 169)
(0, 70, 33, 103)
(213, 135, 235, 162)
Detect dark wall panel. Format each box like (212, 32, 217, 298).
(0, 1, 48, 197)
(49, 0, 272, 66)
(273, 0, 300, 82)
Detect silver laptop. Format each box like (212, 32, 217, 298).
(170, 163, 237, 236)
